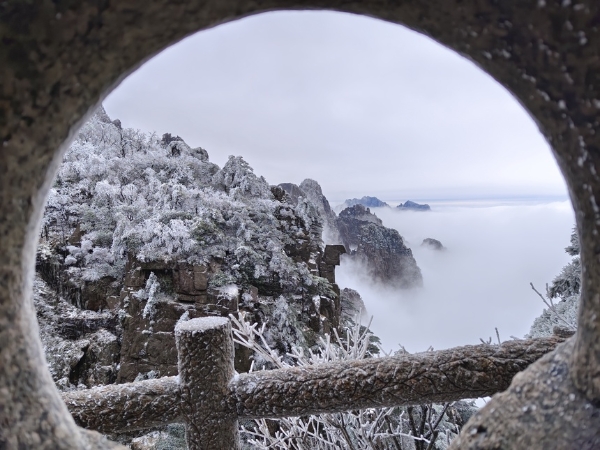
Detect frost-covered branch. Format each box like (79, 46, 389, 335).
(230, 313, 562, 450)
(529, 282, 577, 334)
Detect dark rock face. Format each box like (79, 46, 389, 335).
(160, 133, 183, 147)
(342, 196, 389, 209)
(339, 204, 383, 226)
(34, 276, 121, 390)
(74, 239, 349, 383)
(277, 183, 306, 205)
(118, 261, 204, 382)
(320, 245, 347, 284)
(340, 288, 368, 323)
(116, 249, 345, 381)
(81, 277, 121, 311)
(337, 205, 423, 288)
(397, 200, 431, 211)
(422, 238, 445, 251)
(36, 245, 121, 312)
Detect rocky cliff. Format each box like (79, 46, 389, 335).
(36, 108, 350, 386)
(279, 180, 341, 244)
(36, 107, 425, 393)
(34, 275, 120, 390)
(279, 185, 424, 289)
(336, 205, 423, 288)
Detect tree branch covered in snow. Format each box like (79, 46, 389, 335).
(528, 227, 580, 338)
(230, 312, 478, 450)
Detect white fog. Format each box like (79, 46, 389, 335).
(336, 199, 575, 353)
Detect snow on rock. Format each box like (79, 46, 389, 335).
(38, 107, 348, 385)
(34, 274, 119, 390)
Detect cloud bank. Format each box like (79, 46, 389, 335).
(336, 200, 575, 353)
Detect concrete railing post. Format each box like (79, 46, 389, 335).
(62, 336, 567, 436)
(175, 317, 239, 450)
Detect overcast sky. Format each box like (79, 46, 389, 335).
(104, 10, 568, 203)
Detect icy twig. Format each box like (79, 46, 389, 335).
(530, 282, 576, 331)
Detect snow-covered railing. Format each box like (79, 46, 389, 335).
(62, 318, 566, 449)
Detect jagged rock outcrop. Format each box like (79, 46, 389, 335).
(397, 200, 431, 211)
(422, 238, 445, 250)
(37, 109, 349, 385)
(340, 288, 368, 323)
(299, 179, 337, 227)
(279, 179, 342, 244)
(337, 205, 423, 288)
(277, 183, 306, 204)
(34, 275, 120, 390)
(279, 182, 424, 290)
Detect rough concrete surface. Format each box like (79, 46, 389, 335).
(1, 0, 600, 448)
(450, 339, 600, 449)
(175, 318, 239, 450)
(229, 336, 567, 419)
(63, 376, 182, 434)
(58, 333, 564, 439)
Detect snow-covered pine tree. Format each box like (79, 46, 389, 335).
(528, 227, 580, 338)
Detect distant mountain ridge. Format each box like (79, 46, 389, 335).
(397, 200, 431, 211)
(337, 196, 431, 212)
(343, 196, 389, 209)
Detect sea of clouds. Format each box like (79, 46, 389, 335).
(335, 199, 576, 353)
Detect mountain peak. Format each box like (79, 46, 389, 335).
(397, 200, 431, 211)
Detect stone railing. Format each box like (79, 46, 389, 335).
(62, 318, 565, 450)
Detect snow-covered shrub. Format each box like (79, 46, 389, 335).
(528, 227, 580, 338)
(528, 294, 578, 338)
(137, 272, 161, 320)
(41, 107, 328, 306)
(230, 313, 476, 450)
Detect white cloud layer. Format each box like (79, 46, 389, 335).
(336, 200, 576, 353)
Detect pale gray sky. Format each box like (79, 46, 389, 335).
(104, 10, 568, 203)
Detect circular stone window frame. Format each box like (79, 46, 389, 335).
(1, 2, 600, 448)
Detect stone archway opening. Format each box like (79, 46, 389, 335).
(2, 2, 600, 449)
